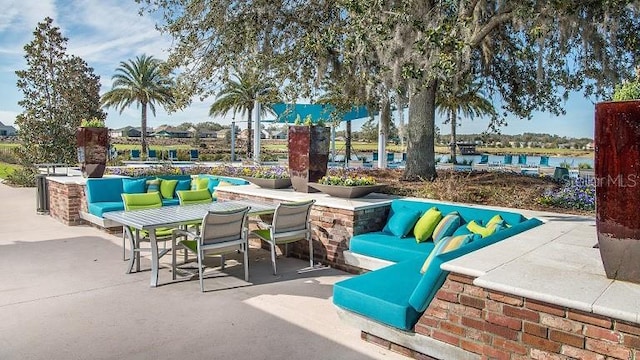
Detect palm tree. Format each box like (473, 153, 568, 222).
(101, 55, 175, 154)
(209, 71, 277, 159)
(436, 80, 496, 164)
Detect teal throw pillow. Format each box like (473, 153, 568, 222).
(146, 178, 161, 193)
(122, 178, 146, 194)
(432, 212, 461, 243)
(207, 178, 220, 195)
(175, 179, 191, 195)
(453, 223, 473, 236)
(383, 208, 422, 238)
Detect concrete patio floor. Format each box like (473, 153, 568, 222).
(0, 183, 406, 360)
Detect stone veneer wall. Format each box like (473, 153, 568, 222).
(216, 191, 390, 272)
(48, 180, 85, 226)
(364, 272, 640, 360)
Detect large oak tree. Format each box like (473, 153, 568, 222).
(139, 1, 640, 180)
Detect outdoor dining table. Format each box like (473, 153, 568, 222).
(103, 200, 277, 287)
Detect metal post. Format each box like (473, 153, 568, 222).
(231, 120, 236, 162)
(331, 125, 336, 164)
(253, 101, 261, 164)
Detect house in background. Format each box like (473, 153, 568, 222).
(0, 122, 17, 136)
(110, 126, 143, 138)
(153, 125, 190, 138)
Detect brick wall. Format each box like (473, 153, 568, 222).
(216, 191, 389, 272)
(409, 273, 640, 360)
(48, 180, 84, 226)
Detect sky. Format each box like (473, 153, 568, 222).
(0, 0, 598, 138)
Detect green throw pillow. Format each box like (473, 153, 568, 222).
(160, 179, 178, 199)
(146, 178, 161, 193)
(466, 220, 497, 238)
(193, 177, 210, 191)
(382, 208, 422, 238)
(486, 214, 505, 227)
(413, 207, 443, 243)
(420, 234, 474, 274)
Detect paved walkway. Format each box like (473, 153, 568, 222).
(0, 183, 405, 360)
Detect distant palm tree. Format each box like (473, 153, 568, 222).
(436, 80, 495, 164)
(101, 55, 175, 154)
(209, 71, 277, 159)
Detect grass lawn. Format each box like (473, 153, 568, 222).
(0, 162, 19, 179)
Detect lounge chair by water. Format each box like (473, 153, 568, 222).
(130, 149, 141, 161)
(190, 149, 199, 161)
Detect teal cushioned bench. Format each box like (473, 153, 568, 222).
(333, 199, 543, 331)
(85, 175, 238, 218)
(348, 199, 528, 263)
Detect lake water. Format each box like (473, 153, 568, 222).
(356, 152, 594, 168)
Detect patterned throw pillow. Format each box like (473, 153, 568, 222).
(432, 212, 461, 244)
(420, 234, 474, 274)
(413, 207, 443, 242)
(382, 207, 422, 238)
(146, 178, 161, 193)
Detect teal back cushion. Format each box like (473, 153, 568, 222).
(383, 207, 422, 237)
(122, 178, 146, 194)
(86, 178, 124, 203)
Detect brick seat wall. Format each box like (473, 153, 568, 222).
(364, 272, 640, 360)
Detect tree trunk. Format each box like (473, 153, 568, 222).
(450, 108, 457, 164)
(345, 120, 352, 163)
(247, 106, 253, 158)
(141, 102, 148, 155)
(403, 80, 437, 181)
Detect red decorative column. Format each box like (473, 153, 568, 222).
(76, 127, 109, 178)
(288, 125, 330, 193)
(595, 100, 640, 284)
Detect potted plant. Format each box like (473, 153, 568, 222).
(594, 73, 640, 284)
(308, 173, 386, 198)
(239, 166, 292, 189)
(288, 115, 330, 193)
(77, 117, 109, 178)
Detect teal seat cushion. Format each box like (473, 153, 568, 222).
(333, 257, 425, 330)
(162, 198, 180, 206)
(88, 202, 124, 217)
(349, 232, 435, 263)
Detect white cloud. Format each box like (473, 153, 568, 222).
(0, 110, 19, 126)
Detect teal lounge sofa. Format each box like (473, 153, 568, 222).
(333, 199, 542, 331)
(85, 175, 249, 217)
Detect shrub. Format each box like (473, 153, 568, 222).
(5, 166, 38, 187)
(539, 177, 595, 211)
(578, 162, 593, 170)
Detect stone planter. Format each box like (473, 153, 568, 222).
(288, 125, 330, 193)
(307, 183, 386, 198)
(242, 177, 292, 189)
(594, 100, 640, 284)
(76, 127, 109, 178)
